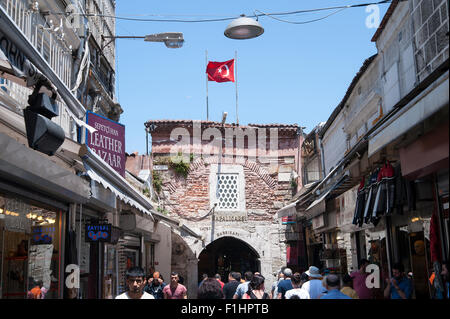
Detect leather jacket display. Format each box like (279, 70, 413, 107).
(352, 161, 417, 228)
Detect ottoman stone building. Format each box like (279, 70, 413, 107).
(145, 120, 302, 297)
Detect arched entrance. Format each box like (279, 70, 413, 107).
(197, 237, 260, 283)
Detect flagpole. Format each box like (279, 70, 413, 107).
(206, 50, 209, 121)
(235, 51, 239, 125)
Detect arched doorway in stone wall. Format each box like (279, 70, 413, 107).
(198, 236, 260, 283)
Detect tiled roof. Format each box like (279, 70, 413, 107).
(145, 119, 299, 131)
(371, 0, 400, 42)
(319, 54, 378, 138)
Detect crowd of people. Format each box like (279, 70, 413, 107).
(115, 259, 450, 300)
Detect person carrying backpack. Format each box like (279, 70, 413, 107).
(243, 274, 270, 299)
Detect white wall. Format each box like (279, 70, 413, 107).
(322, 112, 347, 175)
(154, 222, 172, 283)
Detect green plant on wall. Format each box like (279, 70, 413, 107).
(152, 171, 162, 193)
(142, 187, 150, 197)
(156, 206, 169, 215)
(168, 151, 191, 178)
(291, 178, 298, 191)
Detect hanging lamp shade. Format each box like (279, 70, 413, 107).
(224, 15, 264, 40)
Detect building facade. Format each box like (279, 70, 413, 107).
(279, 0, 449, 299)
(0, 0, 181, 299)
(146, 120, 302, 297)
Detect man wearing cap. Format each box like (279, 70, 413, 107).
(144, 271, 166, 299)
(276, 268, 294, 299)
(301, 266, 327, 299)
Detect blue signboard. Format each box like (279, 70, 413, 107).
(31, 226, 55, 245)
(85, 223, 112, 242)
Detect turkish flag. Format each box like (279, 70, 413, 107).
(206, 59, 235, 82)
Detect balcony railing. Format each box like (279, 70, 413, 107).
(0, 0, 76, 139)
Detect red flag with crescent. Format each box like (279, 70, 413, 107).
(206, 59, 235, 82)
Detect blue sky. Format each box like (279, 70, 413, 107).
(114, 1, 389, 154)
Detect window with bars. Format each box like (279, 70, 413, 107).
(216, 173, 239, 210)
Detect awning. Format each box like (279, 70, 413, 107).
(0, 132, 90, 204)
(368, 72, 449, 157)
(305, 174, 349, 219)
(80, 145, 154, 220)
(276, 181, 319, 218)
(84, 163, 152, 218)
(276, 202, 297, 218)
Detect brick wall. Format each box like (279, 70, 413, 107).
(150, 122, 300, 222)
(412, 0, 449, 81)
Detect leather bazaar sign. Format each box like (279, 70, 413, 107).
(86, 111, 125, 176)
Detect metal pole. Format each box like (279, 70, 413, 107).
(433, 174, 448, 261)
(78, 203, 82, 299)
(146, 128, 149, 156)
(206, 50, 209, 121)
(0, 226, 4, 299)
(235, 51, 239, 125)
(384, 216, 393, 279)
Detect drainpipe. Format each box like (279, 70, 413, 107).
(71, 13, 89, 93)
(319, 136, 326, 179)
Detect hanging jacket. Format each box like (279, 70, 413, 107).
(352, 178, 366, 226)
(385, 177, 396, 215)
(363, 169, 379, 224)
(394, 164, 405, 215)
(353, 189, 366, 226)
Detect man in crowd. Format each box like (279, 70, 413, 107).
(351, 259, 372, 299)
(301, 266, 327, 299)
(223, 272, 241, 299)
(285, 272, 310, 299)
(341, 273, 359, 299)
(271, 270, 284, 299)
(116, 267, 154, 299)
(215, 274, 225, 290)
(384, 262, 412, 299)
(144, 271, 166, 299)
(163, 272, 187, 299)
(277, 268, 293, 299)
(233, 271, 253, 299)
(199, 273, 208, 288)
(320, 274, 352, 299)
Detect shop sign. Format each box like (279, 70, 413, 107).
(282, 216, 296, 225)
(153, 165, 168, 171)
(214, 210, 247, 222)
(312, 214, 325, 230)
(31, 225, 55, 245)
(119, 211, 136, 231)
(86, 111, 126, 177)
(85, 223, 112, 242)
(215, 230, 247, 239)
(0, 29, 41, 85)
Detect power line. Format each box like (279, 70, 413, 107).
(47, 0, 393, 24)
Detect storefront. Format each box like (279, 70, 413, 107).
(0, 195, 62, 299)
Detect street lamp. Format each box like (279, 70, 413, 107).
(224, 15, 264, 40)
(102, 32, 184, 49)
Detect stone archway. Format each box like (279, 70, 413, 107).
(170, 232, 198, 298)
(197, 236, 261, 283)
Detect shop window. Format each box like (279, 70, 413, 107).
(145, 242, 155, 275)
(0, 196, 60, 299)
(103, 244, 117, 299)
